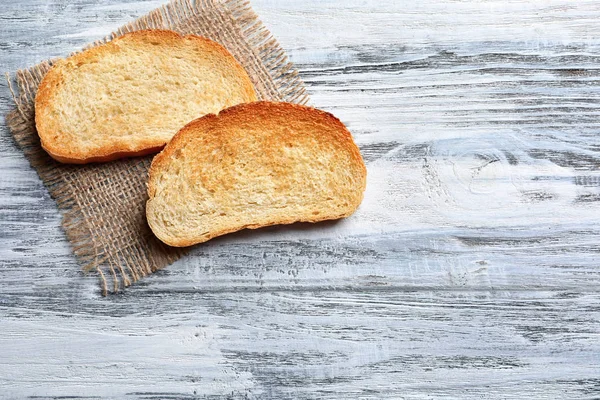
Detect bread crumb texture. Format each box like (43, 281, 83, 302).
(35, 29, 257, 163)
(147, 101, 367, 247)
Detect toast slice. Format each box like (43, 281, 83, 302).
(35, 29, 257, 163)
(146, 102, 367, 247)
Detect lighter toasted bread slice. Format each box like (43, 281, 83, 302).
(35, 29, 257, 163)
(146, 102, 367, 247)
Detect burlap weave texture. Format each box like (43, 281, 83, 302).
(5, 0, 308, 295)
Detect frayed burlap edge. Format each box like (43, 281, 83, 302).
(4, 0, 308, 295)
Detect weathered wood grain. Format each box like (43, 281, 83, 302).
(1, 0, 599, 398)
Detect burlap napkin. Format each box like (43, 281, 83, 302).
(5, 0, 308, 295)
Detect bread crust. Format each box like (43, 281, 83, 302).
(147, 101, 367, 247)
(35, 29, 257, 164)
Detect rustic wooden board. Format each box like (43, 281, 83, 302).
(1, 0, 599, 398)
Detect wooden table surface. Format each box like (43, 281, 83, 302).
(1, 1, 600, 398)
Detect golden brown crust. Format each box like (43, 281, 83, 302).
(45, 144, 166, 164)
(35, 29, 257, 164)
(147, 101, 367, 247)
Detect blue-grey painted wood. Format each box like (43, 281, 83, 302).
(1, 1, 599, 399)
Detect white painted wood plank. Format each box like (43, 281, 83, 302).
(1, 0, 599, 398)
